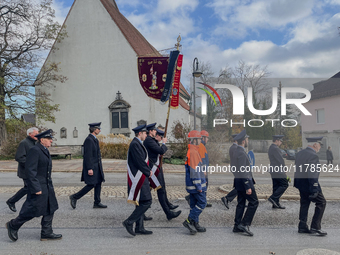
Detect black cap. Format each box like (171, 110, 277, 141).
(146, 123, 157, 131)
(273, 135, 284, 141)
(35, 129, 53, 139)
(234, 130, 249, 142)
(306, 137, 323, 145)
(156, 129, 164, 137)
(132, 124, 147, 134)
(88, 122, 101, 129)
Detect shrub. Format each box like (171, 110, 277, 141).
(97, 134, 131, 159)
(168, 120, 192, 159)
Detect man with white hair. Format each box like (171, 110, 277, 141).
(6, 127, 39, 212)
(294, 137, 327, 236)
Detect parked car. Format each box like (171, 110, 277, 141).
(285, 149, 297, 160)
(280, 149, 287, 158)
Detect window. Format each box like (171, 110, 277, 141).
(108, 91, 131, 136)
(316, 109, 325, 124)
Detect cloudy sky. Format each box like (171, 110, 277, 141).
(52, 0, 340, 89)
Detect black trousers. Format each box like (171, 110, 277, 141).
(327, 160, 333, 165)
(224, 188, 238, 202)
(234, 189, 259, 226)
(10, 213, 54, 235)
(126, 200, 152, 231)
(270, 178, 289, 204)
(7, 179, 28, 204)
(156, 170, 172, 216)
(73, 182, 102, 204)
(298, 190, 326, 230)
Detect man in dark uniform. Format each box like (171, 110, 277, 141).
(123, 124, 153, 236)
(6, 127, 39, 212)
(143, 123, 181, 220)
(233, 130, 258, 236)
(69, 122, 107, 209)
(221, 134, 238, 209)
(294, 137, 327, 236)
(6, 129, 62, 242)
(268, 135, 289, 209)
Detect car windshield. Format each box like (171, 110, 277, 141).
(287, 150, 295, 153)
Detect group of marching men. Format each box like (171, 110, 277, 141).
(5, 122, 327, 241)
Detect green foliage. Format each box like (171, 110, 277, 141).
(99, 142, 130, 159)
(163, 158, 185, 165)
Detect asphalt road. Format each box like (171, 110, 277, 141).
(1, 195, 340, 255)
(1, 172, 340, 187)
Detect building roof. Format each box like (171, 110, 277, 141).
(311, 71, 340, 100)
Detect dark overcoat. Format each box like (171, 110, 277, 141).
(233, 146, 255, 191)
(326, 149, 333, 160)
(19, 143, 58, 217)
(229, 142, 238, 168)
(127, 137, 152, 201)
(294, 147, 321, 194)
(268, 143, 287, 178)
(143, 136, 167, 187)
(15, 136, 36, 179)
(81, 134, 105, 185)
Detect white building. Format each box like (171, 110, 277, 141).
(38, 0, 198, 150)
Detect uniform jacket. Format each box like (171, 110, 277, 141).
(268, 143, 287, 178)
(326, 149, 333, 160)
(185, 144, 206, 193)
(294, 147, 321, 194)
(127, 137, 152, 201)
(19, 143, 58, 217)
(15, 136, 36, 179)
(229, 143, 238, 168)
(81, 134, 105, 185)
(143, 135, 167, 186)
(198, 142, 209, 167)
(233, 146, 255, 191)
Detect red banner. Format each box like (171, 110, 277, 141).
(138, 57, 169, 100)
(170, 54, 183, 109)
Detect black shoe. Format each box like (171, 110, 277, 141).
(135, 229, 153, 235)
(185, 195, 190, 205)
(233, 225, 244, 233)
(6, 201, 17, 212)
(40, 233, 62, 241)
(122, 220, 135, 236)
(206, 202, 212, 207)
(221, 197, 229, 209)
(310, 228, 327, 236)
(237, 224, 253, 236)
(268, 197, 279, 208)
(167, 210, 182, 220)
(93, 203, 107, 208)
(272, 204, 285, 209)
(168, 204, 179, 210)
(6, 222, 18, 242)
(193, 221, 206, 232)
(69, 195, 77, 209)
(298, 228, 312, 234)
(183, 218, 197, 235)
(144, 215, 153, 221)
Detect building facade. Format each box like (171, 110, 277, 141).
(37, 0, 198, 149)
(300, 71, 340, 163)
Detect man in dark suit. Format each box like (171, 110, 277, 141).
(294, 137, 327, 236)
(268, 135, 289, 209)
(221, 134, 238, 209)
(143, 123, 181, 220)
(233, 130, 258, 236)
(6, 129, 62, 242)
(69, 122, 106, 209)
(123, 124, 153, 236)
(6, 127, 39, 212)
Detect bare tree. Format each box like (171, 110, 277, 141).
(0, 0, 67, 144)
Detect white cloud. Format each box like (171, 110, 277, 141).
(53, 0, 72, 25)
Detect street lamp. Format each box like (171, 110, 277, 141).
(192, 57, 202, 130)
